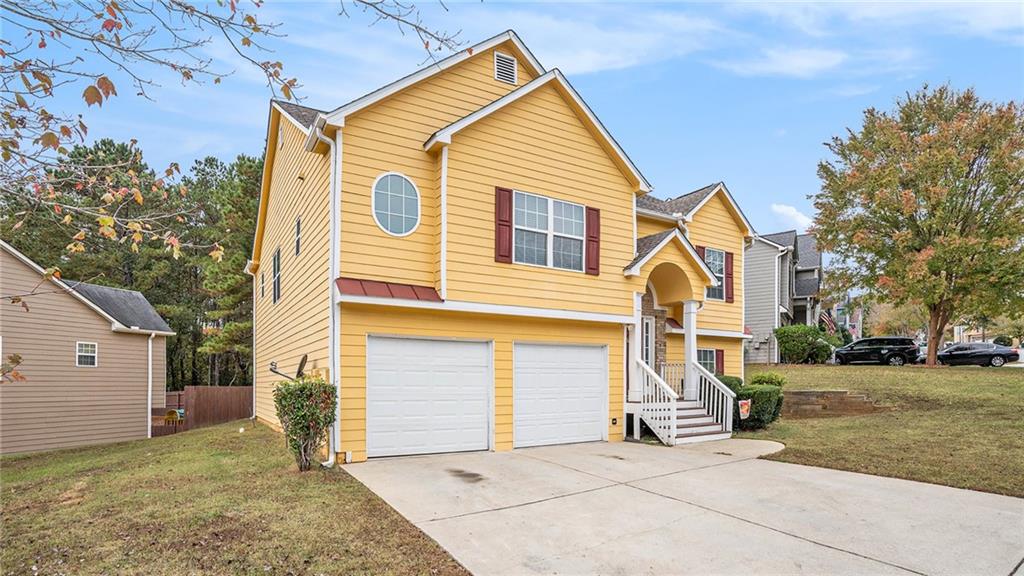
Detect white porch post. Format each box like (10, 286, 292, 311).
(683, 299, 699, 400)
(628, 292, 643, 403)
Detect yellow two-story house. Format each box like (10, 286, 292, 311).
(249, 31, 753, 463)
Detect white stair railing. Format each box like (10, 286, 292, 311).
(693, 363, 736, 432)
(658, 362, 686, 398)
(638, 359, 678, 446)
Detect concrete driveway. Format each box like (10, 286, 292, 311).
(345, 440, 1024, 576)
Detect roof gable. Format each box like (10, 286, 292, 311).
(623, 228, 718, 284)
(685, 183, 753, 236)
(424, 69, 651, 193)
(0, 240, 173, 336)
(325, 30, 545, 127)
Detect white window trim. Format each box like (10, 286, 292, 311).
(697, 347, 716, 374)
(76, 341, 98, 368)
(493, 51, 518, 85)
(371, 171, 421, 238)
(294, 216, 302, 256)
(704, 247, 726, 301)
(512, 190, 586, 273)
(272, 248, 281, 304)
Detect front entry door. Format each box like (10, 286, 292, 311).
(641, 316, 655, 367)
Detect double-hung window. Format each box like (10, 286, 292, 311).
(76, 342, 98, 367)
(704, 247, 725, 300)
(697, 348, 716, 374)
(513, 191, 585, 272)
(272, 248, 281, 303)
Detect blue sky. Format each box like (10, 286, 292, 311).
(64, 1, 1023, 235)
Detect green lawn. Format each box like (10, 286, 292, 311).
(738, 364, 1024, 498)
(1, 422, 468, 576)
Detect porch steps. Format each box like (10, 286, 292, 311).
(674, 430, 733, 444)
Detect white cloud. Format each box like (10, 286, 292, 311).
(714, 47, 848, 78)
(771, 203, 814, 233)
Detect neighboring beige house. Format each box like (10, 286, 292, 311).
(0, 240, 174, 455)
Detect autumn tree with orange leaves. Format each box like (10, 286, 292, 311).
(814, 84, 1024, 366)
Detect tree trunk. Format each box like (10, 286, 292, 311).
(926, 304, 952, 366)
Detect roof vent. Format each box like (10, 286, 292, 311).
(494, 51, 517, 85)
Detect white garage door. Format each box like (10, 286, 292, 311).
(513, 343, 607, 448)
(367, 337, 490, 457)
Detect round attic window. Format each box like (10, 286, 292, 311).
(372, 172, 420, 236)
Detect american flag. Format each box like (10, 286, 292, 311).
(820, 311, 837, 335)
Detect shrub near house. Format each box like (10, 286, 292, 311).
(775, 324, 840, 363)
(729, 371, 785, 430)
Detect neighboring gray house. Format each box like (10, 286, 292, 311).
(744, 231, 797, 363)
(793, 233, 822, 326)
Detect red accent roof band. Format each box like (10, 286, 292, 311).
(335, 277, 442, 302)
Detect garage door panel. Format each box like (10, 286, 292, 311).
(514, 344, 606, 448)
(367, 337, 490, 457)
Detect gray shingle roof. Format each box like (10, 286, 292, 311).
(71, 282, 173, 333)
(796, 233, 821, 269)
(761, 230, 797, 248)
(274, 100, 323, 129)
(624, 229, 675, 271)
(795, 275, 820, 298)
(636, 183, 720, 218)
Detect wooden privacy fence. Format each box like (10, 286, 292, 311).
(153, 386, 252, 435)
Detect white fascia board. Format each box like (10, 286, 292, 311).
(337, 293, 633, 324)
(753, 235, 788, 250)
(684, 183, 755, 235)
(636, 207, 677, 222)
(623, 229, 718, 285)
(325, 30, 545, 127)
(424, 69, 652, 193)
(113, 325, 176, 337)
(667, 326, 753, 340)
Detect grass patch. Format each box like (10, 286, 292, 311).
(738, 364, 1024, 497)
(1, 421, 468, 575)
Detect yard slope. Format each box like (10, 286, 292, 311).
(739, 364, 1024, 498)
(1, 421, 468, 575)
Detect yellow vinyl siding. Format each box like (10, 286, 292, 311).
(339, 303, 624, 462)
(633, 238, 708, 303)
(687, 193, 746, 332)
(253, 112, 332, 428)
(340, 43, 536, 287)
(665, 334, 744, 378)
(444, 82, 636, 315)
(637, 214, 674, 238)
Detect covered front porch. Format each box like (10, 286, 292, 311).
(622, 230, 736, 445)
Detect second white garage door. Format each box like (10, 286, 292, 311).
(513, 343, 607, 448)
(366, 337, 490, 458)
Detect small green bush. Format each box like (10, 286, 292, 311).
(993, 335, 1012, 347)
(749, 372, 786, 388)
(273, 376, 336, 471)
(716, 374, 744, 394)
(775, 325, 839, 364)
(735, 384, 783, 430)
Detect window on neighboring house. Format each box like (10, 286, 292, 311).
(272, 248, 281, 303)
(372, 173, 420, 236)
(513, 191, 584, 272)
(704, 247, 725, 300)
(76, 342, 98, 367)
(697, 348, 716, 374)
(294, 216, 302, 256)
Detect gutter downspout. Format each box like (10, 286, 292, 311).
(314, 120, 341, 468)
(147, 332, 155, 438)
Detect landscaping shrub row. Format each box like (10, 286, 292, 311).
(718, 371, 786, 430)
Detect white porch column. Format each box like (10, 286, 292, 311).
(628, 292, 643, 403)
(683, 299, 699, 400)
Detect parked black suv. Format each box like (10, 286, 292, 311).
(834, 337, 920, 366)
(937, 342, 1020, 367)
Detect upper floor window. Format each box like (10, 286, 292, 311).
(513, 191, 584, 272)
(372, 173, 420, 237)
(76, 341, 98, 367)
(294, 216, 302, 256)
(704, 247, 725, 300)
(272, 248, 281, 303)
(260, 272, 265, 299)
